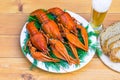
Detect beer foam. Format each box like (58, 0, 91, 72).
(92, 0, 112, 12)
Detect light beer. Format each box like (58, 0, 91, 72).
(91, 0, 112, 33)
(92, 9, 107, 27)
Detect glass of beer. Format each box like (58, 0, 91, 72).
(90, 0, 112, 34)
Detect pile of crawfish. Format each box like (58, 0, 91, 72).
(26, 7, 88, 65)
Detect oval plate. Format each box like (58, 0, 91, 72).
(20, 10, 97, 73)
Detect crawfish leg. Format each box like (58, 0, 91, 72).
(27, 41, 59, 62)
(43, 20, 63, 41)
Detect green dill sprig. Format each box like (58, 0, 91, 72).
(22, 32, 30, 55)
(47, 13, 57, 20)
(88, 31, 97, 37)
(28, 16, 39, 22)
(64, 9, 67, 12)
(96, 48, 102, 57)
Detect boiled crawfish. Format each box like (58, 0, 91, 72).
(26, 21, 59, 62)
(31, 9, 63, 41)
(48, 7, 77, 34)
(26, 21, 48, 53)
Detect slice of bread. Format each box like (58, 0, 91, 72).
(109, 47, 120, 62)
(100, 22, 120, 46)
(109, 40, 120, 50)
(103, 34, 120, 54)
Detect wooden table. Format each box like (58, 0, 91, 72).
(0, 0, 120, 80)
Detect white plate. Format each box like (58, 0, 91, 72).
(98, 37, 120, 72)
(20, 10, 97, 73)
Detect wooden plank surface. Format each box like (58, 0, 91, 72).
(0, 0, 120, 80)
(0, 58, 120, 80)
(0, 13, 120, 35)
(0, 0, 120, 13)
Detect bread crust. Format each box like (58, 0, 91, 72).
(109, 47, 120, 62)
(109, 40, 120, 50)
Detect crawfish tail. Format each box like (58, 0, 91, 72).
(59, 12, 77, 33)
(31, 9, 49, 23)
(43, 20, 63, 41)
(26, 22, 39, 36)
(48, 7, 64, 16)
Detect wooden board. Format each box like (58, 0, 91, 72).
(0, 58, 120, 80)
(0, 0, 120, 80)
(0, 0, 120, 13)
